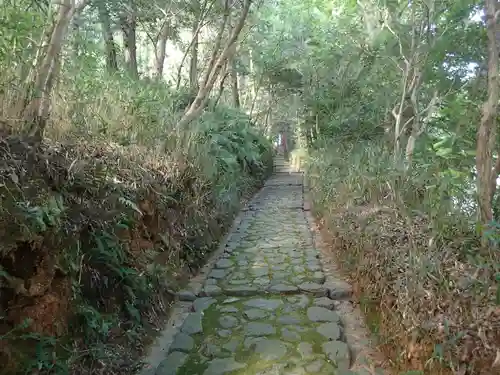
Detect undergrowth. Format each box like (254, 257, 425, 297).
(0, 74, 273, 374)
(299, 143, 500, 375)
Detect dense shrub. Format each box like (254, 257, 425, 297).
(0, 74, 272, 374)
(301, 143, 500, 375)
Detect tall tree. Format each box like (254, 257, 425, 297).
(97, 1, 118, 72)
(120, 1, 138, 78)
(176, 0, 252, 129)
(476, 0, 500, 231)
(23, 0, 90, 140)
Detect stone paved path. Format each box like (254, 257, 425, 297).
(153, 156, 355, 375)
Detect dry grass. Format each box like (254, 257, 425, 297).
(0, 65, 273, 373)
(305, 145, 500, 375)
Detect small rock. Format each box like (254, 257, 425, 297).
(224, 286, 259, 296)
(203, 358, 245, 374)
(273, 264, 288, 271)
(202, 343, 226, 358)
(217, 329, 232, 338)
(298, 282, 327, 297)
(205, 278, 218, 285)
(297, 294, 310, 308)
(306, 261, 322, 272)
(281, 327, 301, 342)
(254, 339, 288, 360)
(208, 269, 227, 279)
(311, 271, 326, 284)
(231, 272, 247, 279)
(272, 271, 288, 280)
(284, 367, 307, 375)
(222, 338, 240, 352)
(297, 342, 314, 359)
(305, 359, 326, 373)
(229, 279, 249, 285)
(193, 297, 216, 312)
(321, 341, 351, 370)
(219, 315, 238, 329)
(252, 267, 270, 277)
(290, 276, 305, 284)
(177, 290, 196, 301)
(307, 306, 340, 323)
(325, 280, 353, 299)
(181, 312, 203, 335)
(317, 322, 341, 341)
(243, 336, 264, 349)
(169, 332, 194, 353)
(293, 266, 306, 273)
(245, 322, 276, 336)
(277, 315, 301, 325)
(215, 259, 233, 269)
(156, 351, 188, 375)
(313, 297, 335, 310)
(290, 325, 307, 333)
(222, 297, 240, 304)
(244, 298, 283, 311)
(253, 278, 270, 286)
(255, 364, 287, 375)
(219, 306, 239, 313)
(244, 308, 268, 320)
(202, 284, 222, 297)
(268, 283, 298, 293)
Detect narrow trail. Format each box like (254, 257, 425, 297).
(144, 156, 372, 375)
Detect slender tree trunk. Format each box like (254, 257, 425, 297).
(23, 0, 89, 140)
(476, 0, 500, 231)
(175, 0, 252, 129)
(189, 21, 199, 91)
(214, 62, 229, 106)
(230, 55, 240, 107)
(175, 0, 214, 89)
(98, 2, 118, 72)
(201, 0, 230, 89)
(155, 20, 170, 79)
(249, 74, 264, 118)
(121, 6, 138, 78)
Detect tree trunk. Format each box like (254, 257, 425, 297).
(230, 55, 240, 107)
(98, 3, 118, 72)
(175, 0, 215, 89)
(23, 0, 89, 140)
(155, 20, 170, 79)
(175, 0, 251, 129)
(201, 0, 230, 89)
(476, 0, 500, 231)
(214, 61, 229, 106)
(189, 20, 199, 91)
(121, 6, 138, 78)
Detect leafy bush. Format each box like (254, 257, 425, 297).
(0, 72, 272, 374)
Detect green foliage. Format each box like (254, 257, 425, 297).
(251, 0, 499, 372)
(0, 1, 273, 374)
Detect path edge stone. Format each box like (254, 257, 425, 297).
(302, 176, 389, 373)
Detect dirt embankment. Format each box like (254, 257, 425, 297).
(313, 201, 500, 375)
(0, 135, 272, 374)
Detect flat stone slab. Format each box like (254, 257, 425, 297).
(162, 295, 347, 374)
(169, 333, 194, 353)
(180, 312, 203, 335)
(156, 352, 188, 375)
